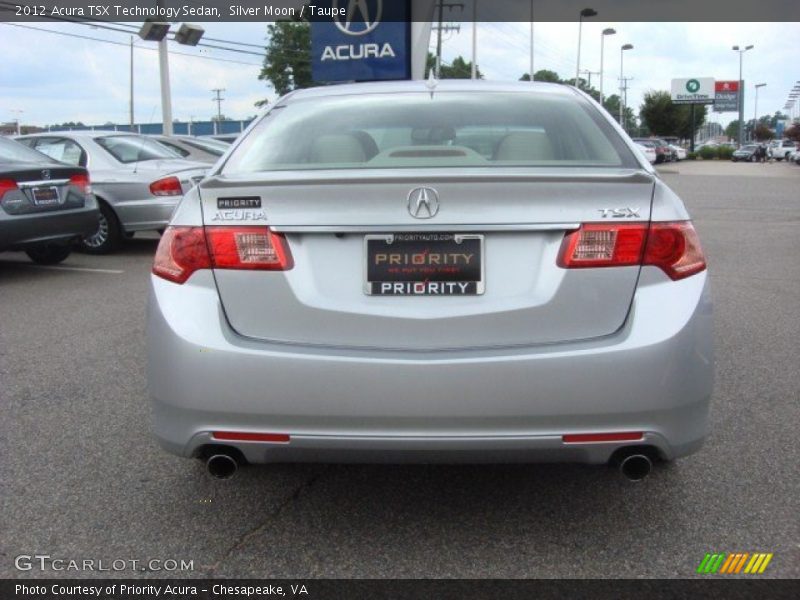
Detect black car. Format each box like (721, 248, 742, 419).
(0, 136, 99, 264)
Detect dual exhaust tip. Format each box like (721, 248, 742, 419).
(206, 453, 239, 479)
(617, 453, 653, 481)
(205, 449, 653, 481)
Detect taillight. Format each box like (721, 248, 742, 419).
(152, 227, 211, 284)
(558, 221, 706, 281)
(643, 221, 706, 280)
(557, 223, 647, 268)
(152, 226, 292, 284)
(149, 176, 182, 197)
(68, 173, 91, 194)
(0, 178, 19, 201)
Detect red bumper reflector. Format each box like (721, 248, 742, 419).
(562, 432, 644, 444)
(212, 431, 290, 443)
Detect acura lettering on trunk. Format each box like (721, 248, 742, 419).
(147, 81, 713, 481)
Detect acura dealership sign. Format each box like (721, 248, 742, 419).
(311, 0, 411, 82)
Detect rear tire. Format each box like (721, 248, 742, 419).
(80, 201, 121, 254)
(25, 244, 71, 265)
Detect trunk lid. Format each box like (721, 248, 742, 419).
(199, 167, 654, 350)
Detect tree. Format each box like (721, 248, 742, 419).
(602, 94, 637, 132)
(426, 53, 482, 79)
(519, 69, 562, 83)
(639, 90, 706, 139)
(725, 119, 741, 141)
(753, 123, 774, 141)
(785, 123, 800, 143)
(259, 18, 311, 98)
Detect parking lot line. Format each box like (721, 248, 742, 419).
(21, 264, 124, 274)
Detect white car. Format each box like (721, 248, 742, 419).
(669, 145, 687, 161)
(635, 143, 657, 164)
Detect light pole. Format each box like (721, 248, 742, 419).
(529, 0, 534, 81)
(599, 27, 616, 107)
(753, 83, 766, 141)
(732, 44, 754, 148)
(138, 20, 205, 136)
(619, 43, 633, 128)
(575, 7, 597, 87)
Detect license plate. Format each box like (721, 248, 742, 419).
(32, 186, 60, 206)
(364, 233, 484, 296)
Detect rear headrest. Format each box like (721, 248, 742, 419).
(493, 131, 555, 161)
(309, 134, 367, 163)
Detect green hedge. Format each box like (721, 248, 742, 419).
(717, 146, 734, 160)
(698, 146, 718, 160)
(686, 152, 698, 160)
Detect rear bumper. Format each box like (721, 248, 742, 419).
(0, 201, 99, 250)
(113, 197, 179, 232)
(147, 268, 714, 464)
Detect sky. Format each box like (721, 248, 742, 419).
(1, 20, 797, 128)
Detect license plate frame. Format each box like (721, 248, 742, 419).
(364, 232, 485, 296)
(32, 186, 60, 206)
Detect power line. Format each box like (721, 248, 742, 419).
(0, 22, 264, 67)
(109, 21, 266, 50)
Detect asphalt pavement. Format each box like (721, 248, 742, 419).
(1, 160, 798, 579)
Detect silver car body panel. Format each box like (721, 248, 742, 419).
(16, 132, 207, 232)
(147, 81, 713, 464)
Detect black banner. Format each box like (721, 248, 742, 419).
(2, 0, 800, 22)
(4, 579, 800, 600)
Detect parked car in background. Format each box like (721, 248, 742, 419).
(632, 138, 671, 163)
(769, 139, 797, 161)
(731, 144, 758, 162)
(0, 136, 98, 264)
(635, 142, 657, 164)
(669, 144, 687, 161)
(149, 135, 229, 164)
(16, 132, 207, 253)
(207, 134, 238, 144)
(148, 81, 712, 481)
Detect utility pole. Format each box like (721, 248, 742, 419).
(10, 109, 23, 135)
(580, 69, 600, 89)
(129, 36, 135, 130)
(212, 88, 225, 122)
(529, 0, 534, 81)
(619, 76, 634, 131)
(432, 0, 463, 77)
(470, 1, 477, 80)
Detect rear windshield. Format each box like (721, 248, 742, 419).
(95, 135, 181, 163)
(222, 91, 638, 174)
(0, 136, 51, 163)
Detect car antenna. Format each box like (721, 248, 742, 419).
(133, 106, 158, 175)
(426, 69, 438, 97)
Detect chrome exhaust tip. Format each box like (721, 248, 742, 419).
(206, 454, 238, 480)
(619, 454, 653, 481)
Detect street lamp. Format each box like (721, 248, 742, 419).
(599, 28, 616, 107)
(753, 83, 766, 137)
(574, 8, 597, 87)
(732, 44, 754, 148)
(619, 43, 633, 129)
(138, 19, 205, 136)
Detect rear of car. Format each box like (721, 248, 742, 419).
(17, 133, 207, 253)
(147, 82, 713, 472)
(0, 137, 98, 263)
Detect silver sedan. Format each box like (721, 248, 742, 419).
(16, 132, 207, 253)
(147, 81, 713, 481)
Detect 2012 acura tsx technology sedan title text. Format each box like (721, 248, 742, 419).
(147, 81, 713, 481)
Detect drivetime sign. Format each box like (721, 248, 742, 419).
(311, 0, 410, 83)
(671, 78, 715, 104)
